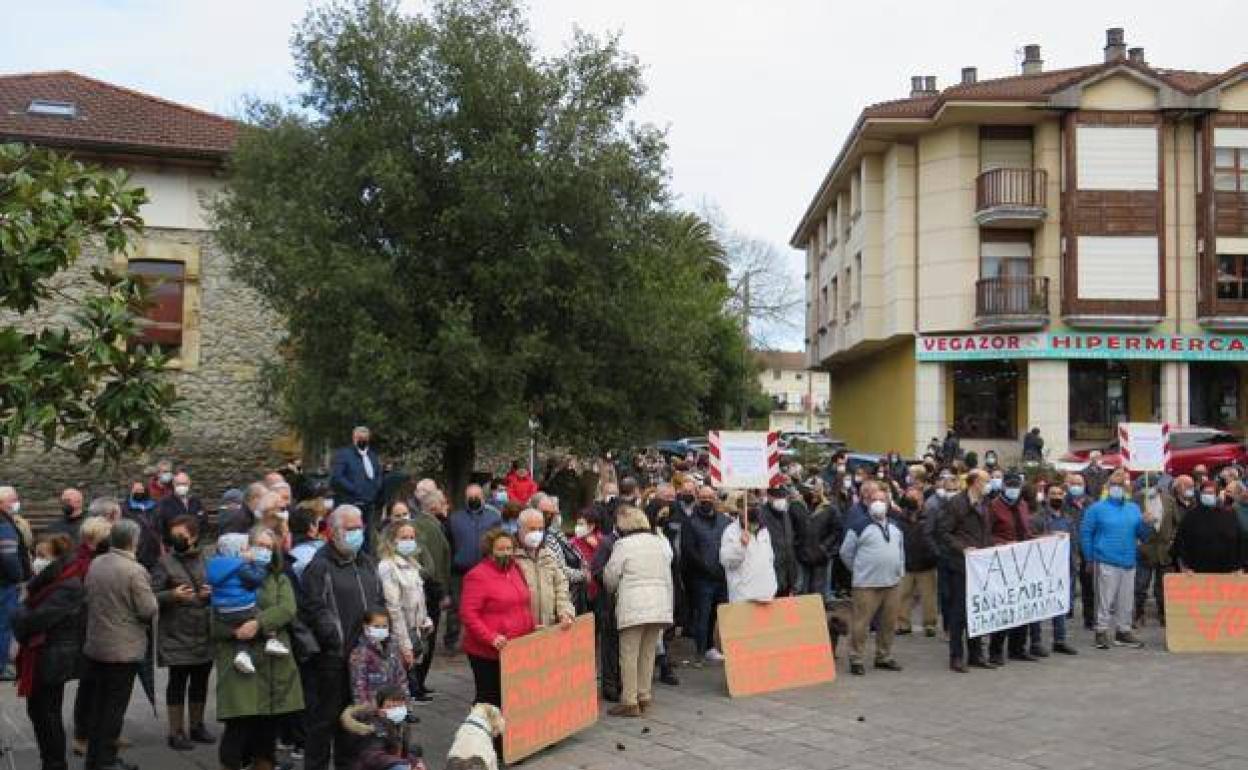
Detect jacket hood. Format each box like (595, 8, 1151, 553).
(340, 704, 378, 736)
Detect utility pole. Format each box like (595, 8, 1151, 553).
(740, 272, 750, 429)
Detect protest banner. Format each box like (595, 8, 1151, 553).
(501, 614, 597, 763)
(716, 594, 835, 697)
(1164, 573, 1248, 653)
(966, 536, 1070, 637)
(709, 430, 786, 489)
(1118, 422, 1170, 472)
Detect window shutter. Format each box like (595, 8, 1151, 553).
(1076, 126, 1158, 190)
(1214, 128, 1248, 149)
(1076, 236, 1159, 300)
(980, 139, 1033, 172)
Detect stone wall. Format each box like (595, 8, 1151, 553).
(2, 227, 289, 514)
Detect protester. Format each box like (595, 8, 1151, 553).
(288, 506, 326, 581)
(409, 489, 451, 700)
(986, 471, 1041, 664)
(156, 471, 205, 544)
(720, 496, 778, 603)
(937, 470, 993, 672)
(1030, 484, 1078, 655)
(151, 515, 215, 751)
(602, 506, 673, 718)
(459, 529, 536, 707)
(683, 485, 729, 663)
(533, 493, 590, 613)
(220, 482, 267, 536)
(149, 460, 175, 501)
(0, 485, 32, 682)
(840, 485, 905, 675)
(330, 426, 384, 525)
(339, 685, 422, 770)
(444, 484, 501, 654)
(349, 609, 408, 707)
(514, 508, 575, 628)
(81, 518, 158, 770)
(67, 516, 113, 757)
(1135, 475, 1183, 626)
(894, 484, 938, 637)
(376, 521, 433, 702)
(14, 532, 85, 770)
(213, 526, 304, 770)
(208, 531, 285, 675)
(793, 484, 841, 601)
(1173, 479, 1247, 574)
(1080, 470, 1156, 650)
(759, 487, 798, 596)
(300, 505, 383, 770)
(48, 487, 86, 542)
(505, 465, 538, 507)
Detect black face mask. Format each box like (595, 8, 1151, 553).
(696, 502, 715, 517)
(355, 440, 369, 451)
(467, 498, 483, 511)
(62, 504, 76, 517)
(1048, 498, 1064, 510)
(678, 493, 695, 505)
(172, 536, 192, 554)
(132, 492, 148, 502)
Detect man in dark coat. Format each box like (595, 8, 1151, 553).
(681, 485, 729, 662)
(155, 471, 205, 545)
(760, 486, 799, 596)
(986, 471, 1039, 664)
(47, 487, 86, 542)
(330, 426, 384, 522)
(123, 480, 163, 572)
(792, 491, 842, 601)
(936, 470, 993, 672)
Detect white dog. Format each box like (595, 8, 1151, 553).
(445, 703, 506, 770)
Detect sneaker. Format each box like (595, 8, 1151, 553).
(265, 638, 291, 656)
(234, 651, 257, 674)
(874, 658, 903, 672)
(1113, 631, 1143, 648)
(1094, 631, 1111, 650)
(703, 649, 725, 663)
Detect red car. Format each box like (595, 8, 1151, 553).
(1057, 426, 1248, 477)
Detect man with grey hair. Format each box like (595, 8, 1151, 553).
(220, 482, 268, 535)
(0, 485, 29, 682)
(300, 505, 383, 770)
(81, 517, 157, 770)
(87, 496, 123, 523)
(48, 486, 86, 541)
(330, 426, 384, 527)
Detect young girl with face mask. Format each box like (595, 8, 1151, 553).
(348, 609, 409, 708)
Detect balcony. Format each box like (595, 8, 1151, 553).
(975, 168, 1048, 228)
(975, 276, 1050, 330)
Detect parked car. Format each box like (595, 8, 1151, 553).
(1055, 426, 1248, 477)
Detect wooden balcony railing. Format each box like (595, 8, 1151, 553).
(976, 167, 1047, 212)
(975, 276, 1049, 318)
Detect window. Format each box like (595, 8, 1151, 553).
(1077, 236, 1159, 300)
(1190, 365, 1240, 430)
(1214, 147, 1248, 193)
(1217, 254, 1248, 299)
(980, 232, 1032, 278)
(843, 266, 852, 317)
(829, 277, 838, 323)
(1069, 361, 1130, 441)
(952, 362, 1018, 439)
(854, 253, 862, 305)
(26, 99, 76, 118)
(127, 259, 185, 354)
(772, 369, 782, 380)
(1076, 125, 1157, 190)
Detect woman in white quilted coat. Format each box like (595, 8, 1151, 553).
(376, 521, 432, 688)
(602, 506, 673, 718)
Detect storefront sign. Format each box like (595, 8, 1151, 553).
(916, 332, 1248, 362)
(501, 614, 598, 763)
(966, 536, 1071, 637)
(1163, 573, 1248, 653)
(716, 594, 836, 697)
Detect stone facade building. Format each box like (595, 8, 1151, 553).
(0, 71, 290, 514)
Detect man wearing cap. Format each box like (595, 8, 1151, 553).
(330, 425, 384, 523)
(987, 471, 1041, 664)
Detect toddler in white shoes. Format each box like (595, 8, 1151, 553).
(207, 533, 291, 674)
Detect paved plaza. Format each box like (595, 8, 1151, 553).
(2, 617, 1247, 770)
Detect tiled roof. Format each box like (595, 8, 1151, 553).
(0, 71, 238, 159)
(755, 350, 808, 371)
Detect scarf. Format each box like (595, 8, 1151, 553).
(16, 554, 90, 697)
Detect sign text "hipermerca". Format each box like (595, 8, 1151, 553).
(916, 332, 1248, 362)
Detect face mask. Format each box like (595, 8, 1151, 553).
(522, 531, 543, 550)
(32, 557, 51, 575)
(1068, 485, 1084, 498)
(343, 529, 365, 553)
(1108, 486, 1125, 501)
(159, 472, 173, 484)
(62, 503, 76, 517)
(467, 497, 483, 511)
(384, 705, 408, 724)
(493, 492, 508, 505)
(1181, 489, 1196, 500)
(396, 539, 419, 556)
(1003, 487, 1021, 503)
(771, 498, 789, 512)
(1200, 493, 1218, 507)
(842, 478, 853, 490)
(678, 493, 695, 505)
(1049, 498, 1064, 510)
(131, 492, 148, 502)
(574, 523, 590, 538)
(366, 626, 390, 643)
(868, 500, 888, 519)
(494, 554, 512, 570)
(355, 440, 369, 451)
(988, 478, 1002, 492)
(323, 498, 335, 511)
(174, 484, 189, 497)
(251, 547, 272, 566)
(9, 501, 20, 514)
(172, 536, 192, 554)
(696, 501, 714, 516)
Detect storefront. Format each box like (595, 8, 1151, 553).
(915, 331, 1248, 458)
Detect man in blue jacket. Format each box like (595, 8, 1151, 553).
(1079, 470, 1158, 650)
(330, 426, 384, 523)
(443, 484, 501, 653)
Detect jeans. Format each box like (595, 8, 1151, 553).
(0, 583, 17, 669)
(1095, 563, 1136, 634)
(305, 656, 352, 770)
(82, 658, 138, 770)
(27, 679, 69, 770)
(688, 576, 727, 655)
(1134, 561, 1168, 621)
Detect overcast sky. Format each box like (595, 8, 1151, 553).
(4, 1, 1246, 348)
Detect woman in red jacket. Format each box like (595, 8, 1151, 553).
(460, 529, 535, 706)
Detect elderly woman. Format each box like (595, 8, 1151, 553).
(602, 506, 674, 718)
(460, 529, 535, 706)
(376, 521, 432, 698)
(212, 527, 303, 770)
(152, 514, 215, 751)
(514, 508, 575, 629)
(67, 515, 113, 757)
(532, 493, 590, 614)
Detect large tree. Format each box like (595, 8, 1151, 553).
(212, 0, 756, 492)
(0, 142, 179, 462)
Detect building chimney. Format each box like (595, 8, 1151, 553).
(961, 66, 978, 85)
(1022, 44, 1043, 75)
(910, 75, 925, 97)
(1104, 27, 1126, 62)
(924, 75, 938, 93)
(1128, 46, 1146, 65)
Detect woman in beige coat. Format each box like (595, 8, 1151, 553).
(602, 506, 674, 717)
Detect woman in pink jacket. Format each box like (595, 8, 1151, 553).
(459, 529, 536, 706)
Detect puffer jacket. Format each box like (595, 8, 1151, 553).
(603, 510, 674, 630)
(348, 635, 407, 706)
(377, 555, 429, 657)
(151, 548, 213, 666)
(514, 543, 574, 627)
(719, 519, 778, 603)
(459, 559, 535, 660)
(840, 517, 905, 589)
(1080, 497, 1154, 569)
(83, 549, 158, 662)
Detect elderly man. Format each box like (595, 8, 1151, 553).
(300, 505, 383, 770)
(411, 488, 452, 700)
(219, 482, 268, 535)
(330, 426, 384, 523)
(840, 484, 905, 675)
(155, 471, 204, 545)
(148, 459, 175, 501)
(515, 508, 575, 628)
(1064, 473, 1097, 630)
(682, 484, 730, 663)
(936, 470, 993, 673)
(1135, 474, 1186, 626)
(444, 483, 501, 654)
(49, 486, 86, 541)
(82, 519, 158, 770)
(88, 496, 123, 524)
(0, 486, 30, 681)
(1080, 470, 1157, 650)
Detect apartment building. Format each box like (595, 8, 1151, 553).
(756, 350, 830, 432)
(792, 29, 1248, 460)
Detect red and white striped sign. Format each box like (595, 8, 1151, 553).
(1119, 422, 1171, 473)
(709, 430, 787, 489)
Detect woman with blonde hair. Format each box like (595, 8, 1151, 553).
(376, 521, 433, 701)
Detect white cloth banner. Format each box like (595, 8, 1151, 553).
(966, 536, 1071, 637)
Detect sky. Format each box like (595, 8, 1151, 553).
(4, 0, 1246, 349)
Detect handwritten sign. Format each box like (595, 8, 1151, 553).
(1120, 422, 1168, 472)
(710, 430, 778, 489)
(966, 536, 1070, 637)
(501, 614, 598, 763)
(1164, 573, 1248, 653)
(716, 594, 835, 697)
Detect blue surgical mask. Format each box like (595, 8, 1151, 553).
(1003, 487, 1021, 503)
(1200, 493, 1218, 507)
(1068, 485, 1084, 498)
(1108, 486, 1125, 501)
(989, 478, 1003, 492)
(396, 539, 419, 557)
(343, 529, 365, 553)
(251, 547, 272, 566)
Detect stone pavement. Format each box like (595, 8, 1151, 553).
(2, 616, 1247, 770)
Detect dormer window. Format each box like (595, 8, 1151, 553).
(26, 100, 77, 118)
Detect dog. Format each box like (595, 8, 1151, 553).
(445, 703, 506, 770)
(824, 596, 852, 656)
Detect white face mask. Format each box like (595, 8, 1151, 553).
(771, 498, 789, 512)
(323, 498, 334, 511)
(574, 523, 590, 538)
(31, 557, 51, 575)
(8, 501, 19, 515)
(868, 500, 888, 519)
(384, 705, 408, 724)
(366, 626, 390, 643)
(522, 531, 544, 550)
(549, 514, 562, 531)
(174, 484, 190, 497)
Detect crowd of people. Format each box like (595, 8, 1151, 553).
(1, 425, 1247, 770)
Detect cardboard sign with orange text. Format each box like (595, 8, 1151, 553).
(1164, 573, 1248, 653)
(716, 594, 836, 697)
(500, 614, 598, 762)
